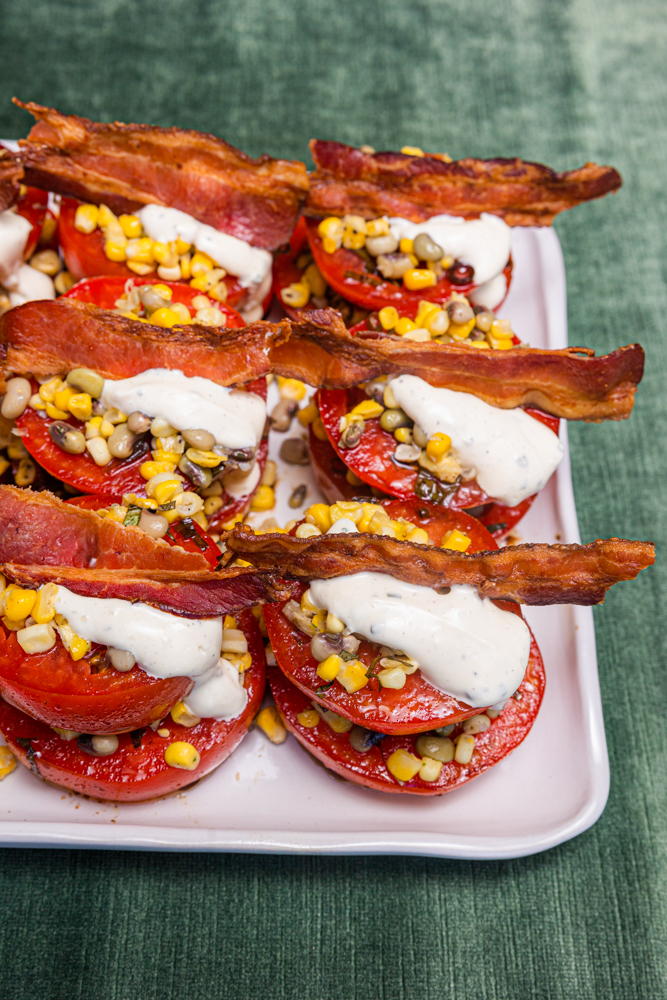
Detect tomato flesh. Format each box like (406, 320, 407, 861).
(16, 187, 48, 261)
(0, 609, 266, 801)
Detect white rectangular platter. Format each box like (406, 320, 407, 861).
(0, 226, 609, 858)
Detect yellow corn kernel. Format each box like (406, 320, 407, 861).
(297, 400, 318, 426)
(164, 741, 201, 770)
(310, 416, 327, 441)
(280, 282, 310, 308)
(53, 386, 76, 412)
(328, 502, 362, 526)
(84, 415, 102, 439)
(394, 427, 412, 444)
(305, 503, 332, 533)
(97, 419, 114, 438)
(125, 237, 154, 262)
(152, 479, 183, 505)
(170, 700, 201, 728)
(426, 432, 452, 460)
(399, 237, 414, 254)
(140, 460, 176, 480)
(442, 529, 472, 552)
(0, 458, 9, 478)
(28, 394, 46, 410)
(105, 240, 128, 262)
(250, 485, 275, 511)
(296, 709, 320, 728)
(127, 260, 156, 277)
(256, 706, 288, 744)
(401, 146, 424, 156)
(67, 392, 93, 421)
(336, 659, 369, 694)
(317, 654, 343, 682)
(149, 307, 181, 329)
(357, 502, 387, 533)
(403, 268, 437, 291)
(419, 756, 444, 782)
(0, 746, 16, 780)
(454, 733, 475, 765)
(45, 402, 69, 420)
(342, 227, 366, 250)
(378, 306, 399, 330)
(169, 237, 190, 256)
(300, 589, 320, 613)
(190, 251, 215, 276)
(319, 709, 352, 734)
(4, 587, 37, 622)
(168, 301, 191, 325)
(406, 526, 430, 545)
(38, 377, 65, 402)
(32, 583, 58, 624)
(321, 236, 338, 254)
(223, 614, 237, 629)
(366, 217, 390, 237)
(97, 204, 117, 228)
(303, 262, 327, 297)
(394, 317, 417, 336)
(489, 337, 514, 351)
(150, 449, 181, 466)
(119, 214, 143, 238)
(350, 399, 384, 420)
(317, 217, 345, 243)
(386, 748, 422, 782)
(184, 447, 223, 468)
(151, 242, 178, 267)
(228, 650, 252, 673)
(179, 252, 192, 279)
(310, 610, 326, 632)
(449, 318, 476, 340)
(415, 300, 441, 328)
(277, 377, 307, 401)
(54, 614, 90, 660)
(74, 203, 99, 234)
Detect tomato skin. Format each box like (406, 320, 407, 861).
(0, 609, 266, 801)
(306, 218, 513, 316)
(16, 187, 48, 260)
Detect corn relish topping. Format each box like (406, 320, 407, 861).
(112, 280, 228, 328)
(371, 294, 516, 349)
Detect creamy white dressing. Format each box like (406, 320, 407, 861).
(221, 462, 261, 498)
(0, 210, 32, 286)
(7, 263, 56, 307)
(54, 586, 247, 721)
(388, 374, 563, 507)
(327, 518, 358, 535)
(308, 574, 530, 707)
(469, 272, 507, 310)
(388, 213, 511, 286)
(137, 204, 272, 289)
(100, 369, 266, 451)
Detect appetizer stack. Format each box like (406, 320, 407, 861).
(0, 105, 654, 803)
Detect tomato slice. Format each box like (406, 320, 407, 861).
(264, 504, 526, 734)
(16, 187, 48, 261)
(269, 628, 544, 795)
(63, 275, 246, 328)
(306, 218, 513, 317)
(0, 611, 266, 801)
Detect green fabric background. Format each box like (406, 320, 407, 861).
(0, 1, 664, 997)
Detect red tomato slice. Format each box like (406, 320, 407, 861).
(0, 611, 266, 801)
(63, 275, 246, 328)
(316, 387, 559, 539)
(269, 628, 544, 795)
(264, 505, 524, 735)
(16, 187, 48, 261)
(306, 218, 513, 317)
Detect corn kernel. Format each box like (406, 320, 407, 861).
(442, 529, 472, 552)
(454, 733, 475, 765)
(53, 386, 76, 412)
(321, 709, 353, 734)
(419, 756, 444, 782)
(394, 427, 412, 444)
(172, 238, 191, 256)
(350, 399, 384, 419)
(0, 458, 9, 477)
(449, 318, 476, 340)
(190, 251, 215, 276)
(296, 709, 320, 728)
(386, 748, 422, 782)
(32, 583, 58, 624)
(342, 228, 365, 250)
(377, 666, 407, 689)
(124, 237, 153, 262)
(303, 262, 327, 297)
(0, 746, 16, 780)
(164, 741, 201, 770)
(74, 203, 99, 234)
(297, 400, 318, 426)
(170, 701, 201, 728)
(415, 301, 441, 328)
(4, 588, 37, 621)
(256, 706, 288, 744)
(277, 377, 307, 401)
(152, 479, 183, 505)
(28, 393, 46, 410)
(311, 416, 327, 441)
(399, 237, 414, 254)
(118, 214, 142, 238)
(336, 659, 369, 693)
(322, 237, 338, 254)
(38, 377, 64, 402)
(317, 654, 343, 682)
(179, 253, 192, 279)
(54, 614, 90, 660)
(250, 485, 275, 511)
(44, 402, 68, 420)
(378, 306, 399, 330)
(366, 217, 390, 237)
(311, 610, 327, 631)
(401, 146, 424, 156)
(66, 392, 93, 421)
(184, 447, 222, 468)
(426, 432, 452, 460)
(394, 317, 417, 336)
(318, 217, 345, 243)
(403, 268, 437, 291)
(104, 240, 127, 262)
(169, 301, 191, 324)
(127, 261, 155, 276)
(281, 282, 310, 308)
(305, 503, 332, 533)
(406, 526, 430, 545)
(150, 307, 181, 329)
(97, 204, 117, 228)
(140, 460, 176, 480)
(16, 622, 56, 654)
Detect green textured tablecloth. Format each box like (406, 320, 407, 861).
(0, 1, 664, 997)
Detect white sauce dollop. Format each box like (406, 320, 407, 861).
(388, 213, 511, 286)
(469, 272, 507, 311)
(388, 374, 563, 507)
(54, 587, 247, 721)
(0, 210, 55, 305)
(137, 204, 272, 289)
(308, 574, 530, 708)
(100, 369, 266, 451)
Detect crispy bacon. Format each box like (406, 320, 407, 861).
(3, 563, 288, 618)
(305, 140, 622, 226)
(1, 298, 290, 385)
(271, 309, 644, 422)
(223, 527, 655, 606)
(15, 101, 309, 250)
(0, 147, 22, 212)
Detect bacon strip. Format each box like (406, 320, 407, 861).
(1, 298, 290, 385)
(271, 310, 644, 422)
(306, 140, 622, 226)
(15, 101, 309, 250)
(0, 147, 22, 212)
(223, 528, 654, 606)
(3, 563, 288, 618)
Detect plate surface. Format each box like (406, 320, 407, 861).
(0, 226, 609, 858)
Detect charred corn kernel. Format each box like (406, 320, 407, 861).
(336, 659, 369, 693)
(305, 503, 332, 532)
(170, 700, 201, 728)
(387, 748, 422, 782)
(442, 529, 472, 552)
(125, 237, 154, 262)
(39, 377, 65, 402)
(164, 741, 200, 770)
(366, 217, 390, 237)
(32, 583, 58, 624)
(297, 400, 318, 426)
(281, 282, 310, 308)
(311, 416, 328, 441)
(179, 252, 192, 279)
(140, 460, 176, 480)
(401, 146, 424, 156)
(296, 709, 319, 728)
(66, 392, 92, 421)
(98, 204, 117, 228)
(277, 377, 307, 401)
(394, 426, 412, 444)
(17, 622, 56, 654)
(318, 217, 345, 243)
(45, 402, 69, 420)
(419, 756, 443, 782)
(403, 268, 437, 290)
(184, 447, 222, 468)
(377, 666, 407, 689)
(4, 588, 37, 621)
(406, 526, 430, 545)
(350, 399, 384, 419)
(0, 746, 16, 780)
(54, 386, 76, 412)
(28, 393, 46, 410)
(378, 306, 399, 330)
(301, 589, 320, 613)
(104, 240, 128, 262)
(343, 214, 367, 234)
(256, 706, 288, 744)
(14, 457, 36, 487)
(190, 251, 215, 275)
(426, 432, 452, 460)
(118, 214, 142, 238)
(250, 485, 275, 511)
(150, 307, 181, 329)
(455, 733, 475, 764)
(399, 237, 414, 254)
(449, 318, 476, 340)
(394, 317, 417, 336)
(74, 203, 99, 233)
(311, 609, 327, 631)
(303, 262, 326, 297)
(317, 654, 343, 682)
